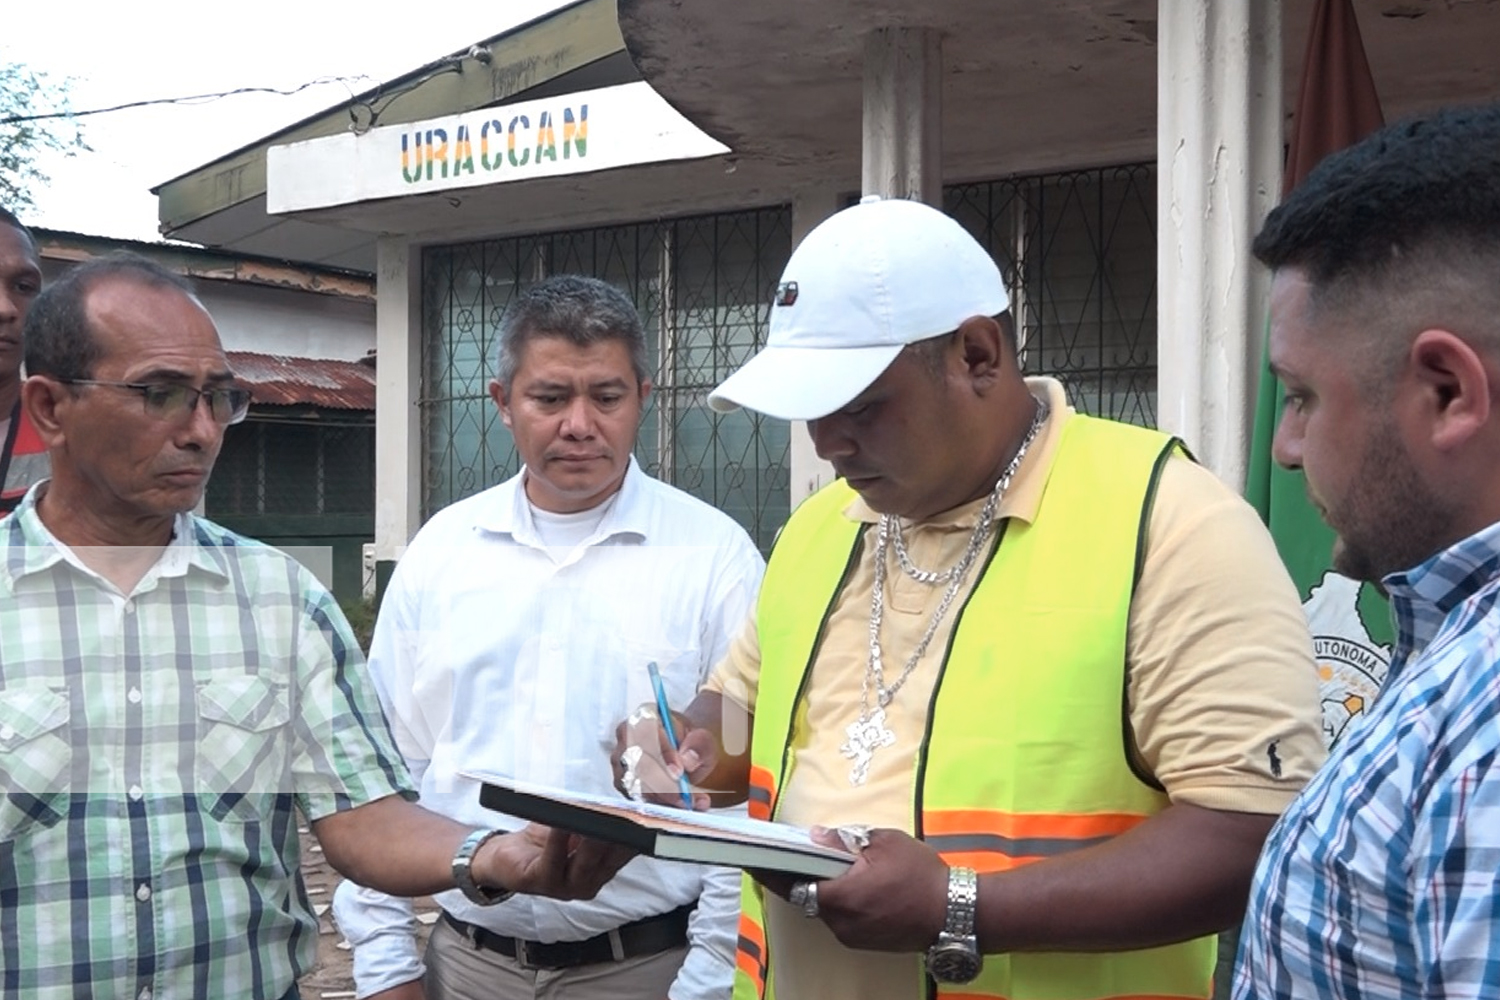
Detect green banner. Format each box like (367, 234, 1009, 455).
(1245, 0, 1391, 749)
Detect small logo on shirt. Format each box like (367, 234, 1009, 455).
(775, 281, 799, 307)
(1266, 740, 1283, 779)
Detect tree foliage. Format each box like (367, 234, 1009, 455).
(0, 61, 89, 214)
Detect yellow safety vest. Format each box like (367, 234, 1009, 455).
(735, 414, 1215, 1000)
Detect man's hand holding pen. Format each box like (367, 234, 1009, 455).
(610, 700, 718, 812)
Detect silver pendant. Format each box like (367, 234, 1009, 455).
(840, 707, 897, 785)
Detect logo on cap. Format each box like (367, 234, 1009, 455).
(775, 282, 799, 307)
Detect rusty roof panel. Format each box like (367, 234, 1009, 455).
(228, 351, 376, 411)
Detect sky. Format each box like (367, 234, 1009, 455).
(4, 0, 572, 243)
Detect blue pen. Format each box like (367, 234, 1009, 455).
(647, 661, 696, 808)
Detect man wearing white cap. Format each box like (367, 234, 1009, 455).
(618, 196, 1325, 1000)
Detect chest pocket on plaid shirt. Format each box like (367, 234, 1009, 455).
(0, 684, 71, 842)
(195, 675, 292, 825)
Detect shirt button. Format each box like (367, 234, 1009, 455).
(135, 883, 151, 902)
(123, 600, 136, 614)
(127, 687, 142, 704)
(0, 724, 13, 741)
(128, 785, 144, 801)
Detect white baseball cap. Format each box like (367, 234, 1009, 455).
(707, 195, 1010, 421)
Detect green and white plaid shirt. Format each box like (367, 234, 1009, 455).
(0, 487, 413, 1000)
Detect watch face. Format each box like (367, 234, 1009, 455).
(926, 941, 983, 984)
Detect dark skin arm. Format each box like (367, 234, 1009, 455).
(613, 696, 1271, 955)
(973, 802, 1273, 951)
(762, 802, 1272, 954)
(311, 793, 635, 900)
(610, 690, 753, 810)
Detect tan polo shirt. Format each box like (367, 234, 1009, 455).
(703, 376, 1325, 1000)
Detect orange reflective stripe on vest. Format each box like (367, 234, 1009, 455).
(735, 907, 767, 995)
(747, 765, 776, 821)
(922, 808, 1150, 871)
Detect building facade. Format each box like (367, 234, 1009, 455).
(152, 0, 1500, 586)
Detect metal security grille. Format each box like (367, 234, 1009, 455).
(209, 418, 376, 516)
(422, 165, 1157, 545)
(422, 207, 792, 549)
(946, 163, 1157, 426)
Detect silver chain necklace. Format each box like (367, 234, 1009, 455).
(891, 516, 959, 584)
(839, 397, 1050, 785)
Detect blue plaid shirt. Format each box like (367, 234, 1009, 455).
(1234, 520, 1500, 999)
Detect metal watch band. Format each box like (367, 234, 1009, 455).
(945, 866, 979, 937)
(452, 827, 512, 906)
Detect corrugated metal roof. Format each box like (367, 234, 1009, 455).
(227, 351, 375, 411)
(36, 231, 375, 300)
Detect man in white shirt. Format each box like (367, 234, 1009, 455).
(333, 275, 765, 1000)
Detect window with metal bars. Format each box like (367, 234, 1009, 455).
(209, 418, 376, 517)
(947, 163, 1157, 426)
(421, 163, 1156, 547)
(422, 207, 793, 550)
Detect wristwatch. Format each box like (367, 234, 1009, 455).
(925, 866, 983, 984)
(451, 828, 514, 906)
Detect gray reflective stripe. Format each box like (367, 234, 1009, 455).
(1, 452, 48, 494)
(747, 785, 771, 805)
(925, 832, 1114, 857)
(736, 933, 763, 963)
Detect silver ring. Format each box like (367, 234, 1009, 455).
(834, 824, 871, 853)
(620, 745, 644, 800)
(788, 880, 819, 918)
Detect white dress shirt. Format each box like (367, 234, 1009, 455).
(332, 458, 764, 999)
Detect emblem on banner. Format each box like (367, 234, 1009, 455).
(1304, 572, 1390, 749)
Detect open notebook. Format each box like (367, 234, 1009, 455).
(462, 770, 856, 880)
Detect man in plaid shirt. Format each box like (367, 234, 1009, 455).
(0, 253, 633, 1000)
(1235, 103, 1500, 998)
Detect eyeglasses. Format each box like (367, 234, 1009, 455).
(59, 379, 254, 425)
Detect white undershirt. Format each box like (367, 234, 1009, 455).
(528, 494, 617, 560)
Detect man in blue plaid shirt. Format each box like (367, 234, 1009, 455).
(1235, 103, 1500, 998)
(0, 253, 633, 1000)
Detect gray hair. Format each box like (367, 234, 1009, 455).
(495, 275, 650, 391)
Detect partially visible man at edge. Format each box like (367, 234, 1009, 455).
(0, 252, 633, 1000)
(617, 196, 1326, 1000)
(0, 207, 48, 516)
(1234, 103, 1500, 999)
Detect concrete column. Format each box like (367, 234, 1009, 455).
(373, 236, 423, 601)
(788, 186, 843, 506)
(862, 27, 943, 206)
(1156, 0, 1281, 490)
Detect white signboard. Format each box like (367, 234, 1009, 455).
(267, 81, 729, 214)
